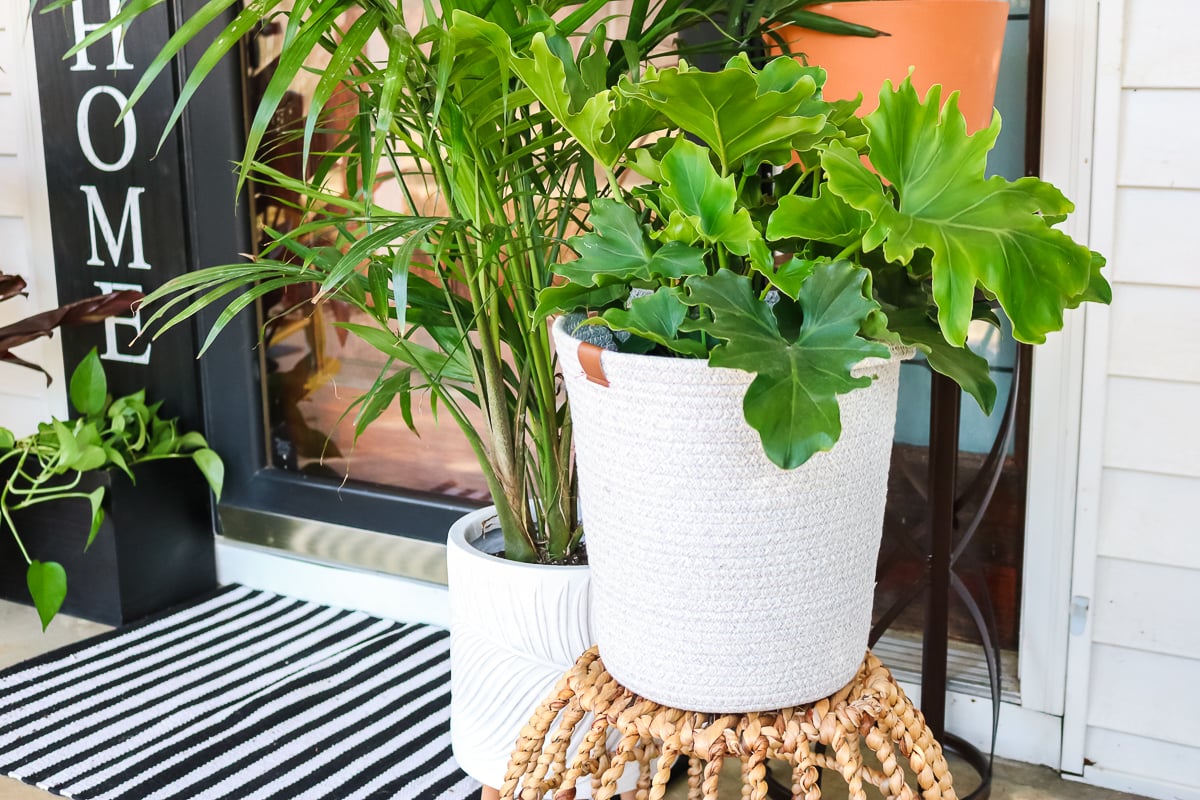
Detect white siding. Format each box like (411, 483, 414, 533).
(1117, 90, 1200, 189)
(1066, 0, 1200, 794)
(1106, 285, 1200, 382)
(0, 0, 65, 432)
(1111, 188, 1200, 287)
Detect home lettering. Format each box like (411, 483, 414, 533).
(70, 1, 150, 364)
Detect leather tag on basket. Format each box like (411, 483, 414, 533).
(577, 342, 610, 387)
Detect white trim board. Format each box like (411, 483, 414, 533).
(1058, 0, 1122, 775)
(1069, 768, 1200, 800)
(1017, 0, 1100, 723)
(215, 538, 451, 628)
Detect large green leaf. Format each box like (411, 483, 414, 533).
(823, 79, 1096, 346)
(683, 263, 887, 468)
(619, 53, 827, 173)
(656, 138, 760, 256)
(557, 198, 706, 287)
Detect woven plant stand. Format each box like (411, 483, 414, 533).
(502, 648, 957, 800)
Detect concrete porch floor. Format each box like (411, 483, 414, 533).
(0, 599, 1147, 800)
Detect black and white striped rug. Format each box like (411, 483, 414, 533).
(0, 585, 482, 800)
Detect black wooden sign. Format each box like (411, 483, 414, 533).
(32, 0, 204, 429)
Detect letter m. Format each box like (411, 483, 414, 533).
(81, 185, 151, 270)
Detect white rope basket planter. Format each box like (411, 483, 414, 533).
(553, 317, 913, 713)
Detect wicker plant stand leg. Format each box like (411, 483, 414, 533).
(502, 648, 957, 800)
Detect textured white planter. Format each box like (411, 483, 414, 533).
(553, 317, 911, 713)
(447, 507, 638, 796)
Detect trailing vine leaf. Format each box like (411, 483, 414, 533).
(84, 488, 106, 549)
(557, 198, 706, 287)
(656, 138, 760, 256)
(26, 560, 67, 632)
(683, 263, 888, 468)
(192, 449, 225, 502)
(598, 287, 707, 357)
(620, 53, 827, 173)
(822, 78, 1094, 346)
(69, 349, 107, 416)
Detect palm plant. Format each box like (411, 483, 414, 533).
(59, 0, 829, 563)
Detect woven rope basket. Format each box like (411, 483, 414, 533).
(553, 317, 913, 713)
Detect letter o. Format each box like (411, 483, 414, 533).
(77, 85, 136, 173)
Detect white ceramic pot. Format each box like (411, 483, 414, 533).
(447, 506, 638, 796)
(553, 317, 911, 713)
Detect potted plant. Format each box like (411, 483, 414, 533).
(766, 0, 1011, 132)
(509, 50, 1109, 711)
(1, 277, 223, 629)
(61, 0, 817, 792)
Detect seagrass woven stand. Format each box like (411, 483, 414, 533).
(502, 647, 957, 800)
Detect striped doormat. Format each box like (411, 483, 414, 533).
(0, 585, 482, 800)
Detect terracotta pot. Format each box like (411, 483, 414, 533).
(770, 0, 1009, 132)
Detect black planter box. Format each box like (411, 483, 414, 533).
(0, 459, 217, 625)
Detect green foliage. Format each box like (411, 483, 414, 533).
(531, 57, 1109, 468)
(1, 350, 222, 630)
(78, 0, 813, 564)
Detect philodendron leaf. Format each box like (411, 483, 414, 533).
(85, 487, 106, 549)
(764, 257, 819, 301)
(872, 307, 997, 414)
(69, 349, 107, 416)
(558, 198, 706, 287)
(657, 138, 760, 256)
(767, 185, 871, 248)
(1067, 251, 1113, 309)
(192, 448, 225, 502)
(0, 427, 14, 450)
(599, 287, 707, 357)
(683, 263, 888, 468)
(534, 283, 626, 320)
(823, 79, 1096, 346)
(27, 560, 67, 631)
(621, 53, 827, 174)
(453, 16, 655, 169)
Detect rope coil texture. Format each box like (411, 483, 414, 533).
(501, 647, 957, 800)
(553, 317, 915, 711)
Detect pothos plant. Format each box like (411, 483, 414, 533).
(1, 350, 224, 629)
(497, 48, 1111, 468)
